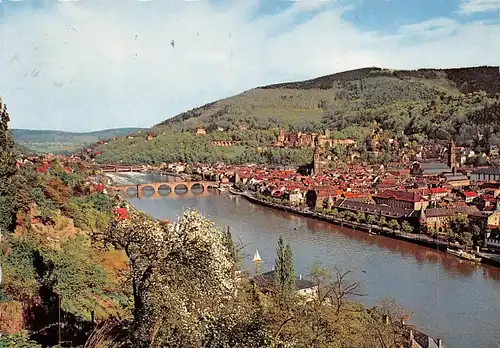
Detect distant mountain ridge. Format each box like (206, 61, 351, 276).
(259, 66, 500, 93)
(13, 127, 146, 153)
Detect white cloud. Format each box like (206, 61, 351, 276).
(458, 0, 500, 15)
(0, 0, 499, 131)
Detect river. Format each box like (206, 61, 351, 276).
(113, 174, 500, 348)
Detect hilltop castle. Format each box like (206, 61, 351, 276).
(274, 129, 356, 149)
(275, 129, 335, 148)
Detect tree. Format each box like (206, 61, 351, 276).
(356, 212, 366, 223)
(89, 193, 113, 213)
(0, 97, 18, 232)
(40, 236, 110, 320)
(338, 211, 346, 221)
(450, 214, 469, 232)
(459, 232, 474, 250)
(366, 214, 377, 228)
(225, 225, 236, 264)
(274, 236, 295, 306)
(401, 221, 414, 234)
(101, 209, 270, 347)
(0, 333, 42, 348)
(470, 223, 483, 246)
(345, 211, 356, 221)
(379, 216, 387, 227)
(388, 219, 399, 233)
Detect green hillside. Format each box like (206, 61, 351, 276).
(12, 127, 146, 153)
(94, 66, 500, 165)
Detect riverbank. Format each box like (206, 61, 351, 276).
(229, 188, 500, 268)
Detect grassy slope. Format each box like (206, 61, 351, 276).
(12, 127, 146, 153)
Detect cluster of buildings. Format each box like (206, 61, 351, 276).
(187, 140, 500, 252)
(16, 153, 82, 174)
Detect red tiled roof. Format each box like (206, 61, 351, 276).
(463, 191, 477, 197)
(429, 187, 448, 194)
(375, 189, 423, 202)
(343, 192, 366, 199)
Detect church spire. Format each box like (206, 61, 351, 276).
(312, 135, 322, 176)
(448, 140, 456, 171)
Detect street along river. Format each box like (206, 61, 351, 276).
(116, 176, 500, 348)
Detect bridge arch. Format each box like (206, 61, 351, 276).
(191, 182, 205, 193)
(157, 184, 172, 195)
(114, 181, 211, 197)
(126, 187, 138, 196)
(141, 185, 155, 197)
(174, 183, 188, 193)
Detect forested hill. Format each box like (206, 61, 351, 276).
(94, 66, 500, 165)
(259, 66, 500, 92)
(13, 127, 146, 153)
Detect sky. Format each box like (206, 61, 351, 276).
(0, 0, 499, 132)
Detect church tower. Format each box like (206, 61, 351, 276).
(312, 135, 321, 176)
(448, 140, 456, 171)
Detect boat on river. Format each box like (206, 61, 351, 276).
(253, 250, 263, 262)
(446, 248, 482, 262)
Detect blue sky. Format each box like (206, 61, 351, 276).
(0, 0, 499, 132)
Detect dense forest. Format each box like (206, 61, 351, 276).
(92, 66, 500, 165)
(1, 97, 414, 347)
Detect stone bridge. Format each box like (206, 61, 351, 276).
(113, 181, 214, 197)
(100, 165, 145, 173)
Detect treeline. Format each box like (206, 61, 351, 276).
(95, 129, 314, 166)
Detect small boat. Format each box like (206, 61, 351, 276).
(446, 248, 482, 262)
(253, 249, 263, 262)
(369, 230, 377, 236)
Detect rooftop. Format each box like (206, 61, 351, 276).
(253, 270, 316, 291)
(374, 189, 423, 202)
(335, 199, 417, 219)
(472, 167, 500, 175)
(424, 206, 478, 218)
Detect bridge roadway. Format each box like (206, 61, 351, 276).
(113, 181, 215, 197)
(99, 165, 145, 173)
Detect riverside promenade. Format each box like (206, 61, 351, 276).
(229, 188, 500, 268)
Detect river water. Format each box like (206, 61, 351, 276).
(115, 174, 500, 348)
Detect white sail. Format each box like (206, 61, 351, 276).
(253, 249, 262, 262)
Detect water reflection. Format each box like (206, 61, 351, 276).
(125, 189, 500, 348)
(248, 204, 495, 281)
(119, 187, 213, 199)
